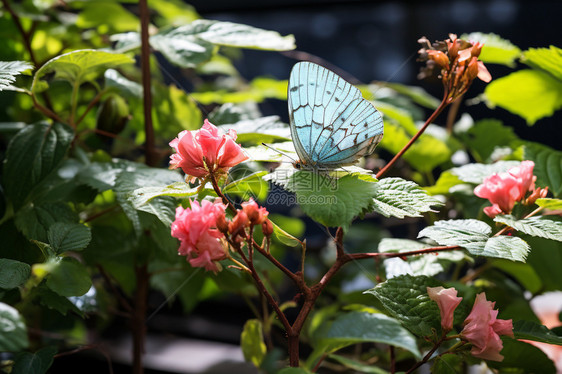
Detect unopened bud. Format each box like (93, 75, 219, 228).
(466, 57, 479, 81)
(215, 213, 229, 234)
(526, 187, 549, 206)
(262, 219, 274, 237)
(427, 50, 450, 69)
(229, 210, 249, 237)
(471, 42, 484, 57)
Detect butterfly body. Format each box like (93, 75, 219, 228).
(288, 62, 383, 170)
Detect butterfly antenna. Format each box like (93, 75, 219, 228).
(261, 142, 297, 163)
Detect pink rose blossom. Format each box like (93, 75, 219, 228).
(460, 293, 514, 361)
(427, 286, 463, 332)
(474, 161, 537, 218)
(169, 119, 248, 181)
(171, 199, 227, 272)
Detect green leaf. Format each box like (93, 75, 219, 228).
(47, 223, 92, 253)
(0, 60, 33, 91)
(526, 236, 562, 292)
(3, 122, 74, 209)
(0, 259, 31, 289)
(536, 198, 562, 210)
(382, 82, 440, 109)
(522, 45, 562, 81)
(457, 119, 518, 162)
(185, 19, 295, 50)
(484, 69, 562, 125)
(380, 238, 465, 278)
(15, 202, 78, 242)
(424, 171, 464, 195)
(327, 354, 390, 374)
(46, 258, 92, 297)
(492, 259, 542, 294)
(461, 32, 521, 67)
(287, 172, 377, 229)
(130, 182, 197, 208)
(431, 353, 463, 374)
(487, 339, 556, 373)
(76, 1, 139, 32)
(364, 275, 442, 337)
(31, 50, 134, 93)
(372, 178, 442, 219)
(224, 170, 269, 200)
(481, 236, 530, 262)
(321, 311, 421, 359)
(494, 215, 562, 242)
(12, 346, 57, 374)
(524, 143, 562, 197)
(241, 319, 267, 367)
(278, 368, 311, 374)
(105, 69, 142, 98)
(418, 219, 491, 252)
(0, 302, 29, 351)
(36, 287, 83, 317)
(450, 161, 521, 184)
(151, 27, 214, 68)
(513, 320, 562, 345)
(219, 116, 291, 144)
(149, 264, 205, 313)
(269, 218, 303, 247)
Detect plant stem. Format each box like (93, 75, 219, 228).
(75, 90, 105, 127)
(69, 81, 80, 127)
(132, 264, 149, 374)
(376, 97, 449, 179)
(138, 0, 156, 167)
(445, 94, 463, 134)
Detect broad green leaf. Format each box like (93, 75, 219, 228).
(3, 122, 74, 209)
(0, 60, 33, 90)
(130, 182, 197, 208)
(536, 198, 562, 210)
(514, 320, 562, 345)
(424, 171, 464, 195)
(76, 1, 139, 32)
(0, 259, 31, 289)
(484, 69, 562, 125)
(481, 236, 530, 262)
(246, 142, 294, 163)
(12, 346, 57, 374)
(320, 311, 421, 359)
(327, 354, 390, 374)
(15, 202, 77, 242)
(381, 82, 440, 109)
(522, 45, 562, 81)
(418, 219, 491, 252)
(287, 171, 377, 229)
(461, 32, 521, 67)
(380, 239, 465, 278)
(149, 263, 205, 313)
(492, 260, 542, 294)
(269, 217, 303, 247)
(526, 236, 562, 292)
(457, 119, 518, 162)
(219, 116, 291, 144)
(148, 0, 199, 26)
(185, 19, 295, 50)
(375, 101, 418, 134)
(524, 143, 562, 197)
(36, 287, 83, 317)
(191, 78, 289, 105)
(487, 339, 556, 373)
(105, 69, 142, 98)
(372, 177, 442, 219)
(278, 369, 311, 374)
(364, 275, 442, 337)
(208, 102, 262, 125)
(494, 215, 562, 242)
(76, 159, 144, 192)
(47, 222, 91, 253)
(0, 302, 29, 351)
(450, 161, 521, 184)
(150, 27, 215, 68)
(31, 50, 134, 93)
(241, 319, 267, 367)
(224, 170, 269, 200)
(154, 84, 202, 134)
(46, 258, 92, 297)
(431, 353, 463, 374)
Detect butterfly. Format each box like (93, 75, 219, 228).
(288, 61, 383, 170)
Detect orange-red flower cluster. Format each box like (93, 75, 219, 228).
(418, 34, 491, 102)
(221, 198, 272, 239)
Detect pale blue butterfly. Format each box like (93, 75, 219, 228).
(288, 61, 383, 170)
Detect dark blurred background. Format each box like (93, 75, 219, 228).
(190, 0, 562, 148)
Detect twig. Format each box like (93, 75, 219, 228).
(75, 90, 106, 127)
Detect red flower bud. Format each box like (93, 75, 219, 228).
(262, 219, 274, 237)
(242, 198, 269, 225)
(427, 50, 450, 69)
(447, 35, 459, 60)
(467, 57, 479, 80)
(471, 42, 484, 57)
(229, 210, 249, 237)
(215, 213, 229, 234)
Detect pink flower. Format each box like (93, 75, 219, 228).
(171, 199, 227, 272)
(474, 161, 537, 218)
(460, 293, 513, 361)
(427, 286, 463, 332)
(169, 119, 248, 181)
(242, 198, 269, 225)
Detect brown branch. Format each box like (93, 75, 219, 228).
(75, 90, 105, 127)
(2, 0, 38, 67)
(138, 0, 156, 166)
(31, 94, 67, 124)
(376, 97, 449, 179)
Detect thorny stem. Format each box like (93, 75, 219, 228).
(376, 97, 449, 179)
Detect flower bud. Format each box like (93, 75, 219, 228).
(96, 94, 130, 135)
(471, 42, 484, 57)
(447, 36, 459, 60)
(242, 198, 269, 225)
(526, 186, 549, 206)
(467, 57, 479, 81)
(262, 219, 274, 237)
(427, 50, 450, 69)
(229, 210, 249, 237)
(215, 213, 229, 234)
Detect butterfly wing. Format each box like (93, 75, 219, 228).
(288, 61, 383, 168)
